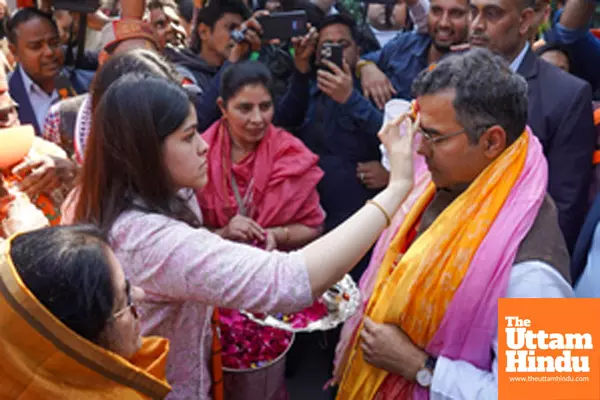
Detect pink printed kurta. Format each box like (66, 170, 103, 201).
(106, 195, 314, 399)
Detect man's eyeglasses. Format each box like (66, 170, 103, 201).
(417, 127, 467, 146)
(417, 123, 496, 146)
(112, 279, 139, 320)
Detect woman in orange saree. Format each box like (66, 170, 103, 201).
(0, 225, 171, 399)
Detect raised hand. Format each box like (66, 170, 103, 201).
(229, 10, 269, 63)
(378, 112, 419, 190)
(291, 25, 318, 74)
(317, 60, 354, 104)
(359, 63, 396, 110)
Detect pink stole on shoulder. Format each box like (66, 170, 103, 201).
(334, 129, 548, 399)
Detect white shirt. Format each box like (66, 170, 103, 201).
(18, 65, 59, 130)
(574, 223, 600, 298)
(509, 42, 530, 73)
(430, 260, 573, 399)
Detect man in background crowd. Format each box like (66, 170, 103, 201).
(470, 0, 596, 253)
(7, 8, 92, 135)
(148, 0, 187, 50)
(544, 0, 600, 93)
(166, 0, 250, 92)
(358, 0, 470, 107)
(297, 14, 386, 281)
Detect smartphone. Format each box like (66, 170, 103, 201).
(52, 0, 100, 13)
(257, 10, 308, 42)
(319, 43, 344, 70)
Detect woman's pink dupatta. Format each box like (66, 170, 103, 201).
(334, 129, 548, 399)
(412, 129, 547, 399)
(198, 119, 325, 229)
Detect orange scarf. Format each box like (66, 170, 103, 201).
(211, 308, 224, 400)
(336, 133, 529, 399)
(0, 238, 171, 399)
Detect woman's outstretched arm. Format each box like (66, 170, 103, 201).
(301, 113, 418, 297)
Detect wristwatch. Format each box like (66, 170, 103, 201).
(415, 355, 437, 388)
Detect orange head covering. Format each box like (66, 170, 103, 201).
(0, 235, 172, 399)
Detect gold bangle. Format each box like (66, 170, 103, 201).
(280, 226, 290, 244)
(366, 199, 391, 227)
(355, 60, 374, 79)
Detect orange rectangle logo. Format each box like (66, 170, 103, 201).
(498, 298, 600, 400)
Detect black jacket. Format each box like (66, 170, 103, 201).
(165, 46, 220, 94)
(518, 48, 596, 254)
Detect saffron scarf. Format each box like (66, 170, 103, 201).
(60, 189, 224, 400)
(197, 119, 324, 229)
(0, 237, 171, 399)
(336, 129, 547, 399)
(211, 308, 224, 400)
(332, 155, 431, 382)
(1, 136, 72, 228)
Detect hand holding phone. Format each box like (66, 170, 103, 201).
(257, 10, 308, 42)
(316, 56, 353, 104)
(52, 0, 100, 13)
(291, 26, 318, 74)
(228, 11, 267, 62)
(319, 43, 344, 71)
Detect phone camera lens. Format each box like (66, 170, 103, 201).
(231, 29, 245, 43)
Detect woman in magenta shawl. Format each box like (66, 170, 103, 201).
(198, 61, 325, 251)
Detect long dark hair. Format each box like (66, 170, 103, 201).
(73, 74, 202, 232)
(10, 225, 114, 343)
(220, 60, 274, 106)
